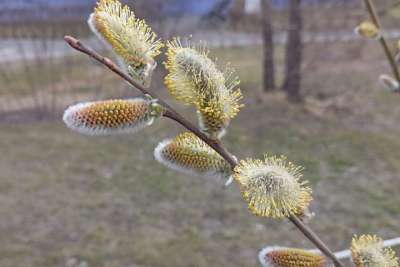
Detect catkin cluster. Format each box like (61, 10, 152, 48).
(63, 2, 400, 267)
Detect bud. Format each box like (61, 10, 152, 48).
(63, 98, 162, 135)
(88, 0, 163, 87)
(233, 155, 312, 218)
(164, 38, 243, 139)
(259, 246, 326, 267)
(154, 132, 232, 181)
(354, 21, 380, 39)
(351, 235, 399, 267)
(379, 74, 400, 92)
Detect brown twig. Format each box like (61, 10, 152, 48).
(364, 0, 400, 83)
(63, 35, 345, 267)
(289, 215, 344, 267)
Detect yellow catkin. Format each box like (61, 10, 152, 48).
(164, 38, 243, 138)
(63, 98, 157, 135)
(89, 0, 163, 87)
(355, 21, 380, 39)
(351, 235, 399, 267)
(154, 132, 231, 178)
(266, 248, 326, 267)
(233, 155, 312, 218)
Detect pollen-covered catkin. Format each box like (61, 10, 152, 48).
(233, 155, 312, 218)
(351, 235, 399, 267)
(88, 0, 163, 87)
(165, 38, 243, 139)
(63, 98, 161, 135)
(259, 247, 326, 267)
(154, 132, 232, 181)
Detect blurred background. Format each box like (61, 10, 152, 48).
(1, 0, 400, 266)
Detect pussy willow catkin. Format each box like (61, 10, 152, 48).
(154, 132, 232, 181)
(259, 247, 326, 267)
(351, 235, 399, 267)
(88, 0, 163, 87)
(354, 21, 380, 39)
(379, 74, 400, 92)
(63, 98, 161, 135)
(165, 38, 243, 139)
(233, 155, 312, 218)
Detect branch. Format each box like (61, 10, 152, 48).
(64, 36, 238, 168)
(64, 35, 345, 267)
(289, 215, 344, 267)
(364, 0, 400, 83)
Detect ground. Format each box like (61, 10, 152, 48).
(1, 41, 400, 267)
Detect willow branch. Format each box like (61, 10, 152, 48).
(289, 215, 344, 267)
(364, 0, 400, 82)
(64, 35, 344, 267)
(64, 36, 237, 168)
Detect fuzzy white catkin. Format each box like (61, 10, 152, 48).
(154, 133, 232, 182)
(379, 74, 400, 91)
(63, 98, 154, 136)
(87, 13, 128, 72)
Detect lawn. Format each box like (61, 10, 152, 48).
(1, 41, 400, 266)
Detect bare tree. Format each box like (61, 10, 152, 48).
(283, 0, 303, 102)
(261, 0, 276, 92)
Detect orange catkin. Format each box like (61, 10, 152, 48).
(266, 249, 326, 267)
(154, 132, 231, 180)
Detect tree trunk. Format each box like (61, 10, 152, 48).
(261, 0, 276, 91)
(283, 0, 303, 102)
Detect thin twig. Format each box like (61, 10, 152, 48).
(364, 0, 400, 82)
(289, 215, 344, 267)
(64, 35, 345, 267)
